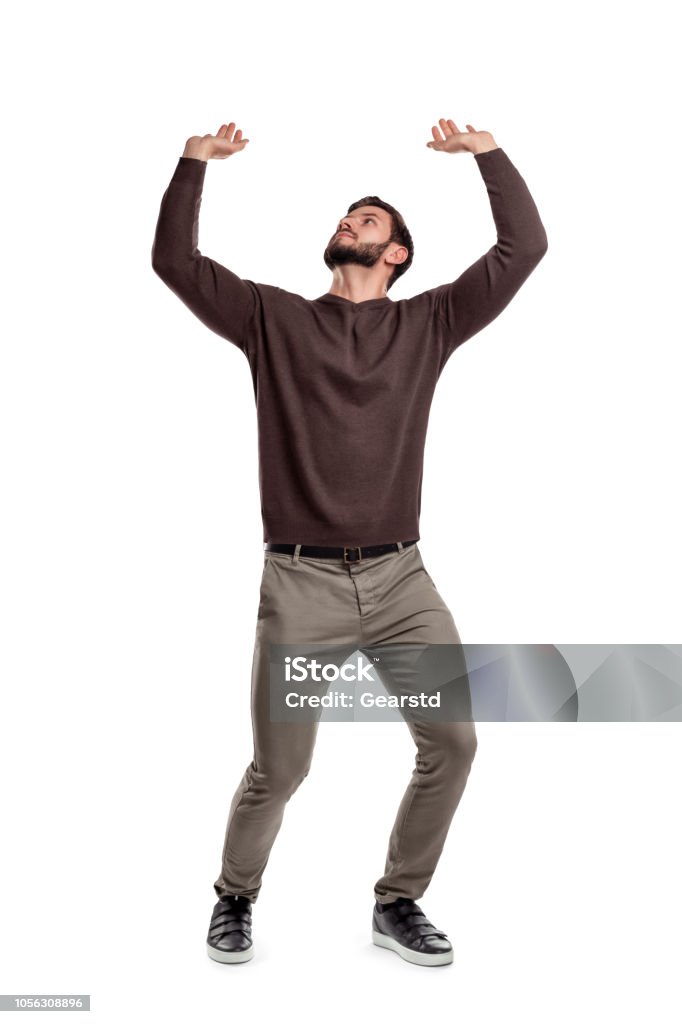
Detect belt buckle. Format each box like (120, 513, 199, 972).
(343, 546, 362, 563)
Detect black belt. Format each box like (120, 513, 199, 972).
(264, 539, 418, 564)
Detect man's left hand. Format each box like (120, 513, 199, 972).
(426, 118, 498, 155)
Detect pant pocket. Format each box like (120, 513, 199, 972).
(413, 546, 435, 585)
(257, 557, 272, 619)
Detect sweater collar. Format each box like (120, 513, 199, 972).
(315, 293, 392, 310)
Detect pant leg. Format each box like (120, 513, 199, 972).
(353, 544, 478, 903)
(212, 639, 320, 903)
(213, 550, 360, 903)
(372, 716, 477, 903)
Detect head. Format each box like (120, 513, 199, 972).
(323, 196, 414, 293)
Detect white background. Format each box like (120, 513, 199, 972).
(1, 0, 681, 1020)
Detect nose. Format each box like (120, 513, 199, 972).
(337, 220, 354, 237)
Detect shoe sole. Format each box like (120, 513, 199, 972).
(372, 930, 453, 966)
(206, 942, 254, 964)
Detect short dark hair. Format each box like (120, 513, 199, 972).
(346, 195, 414, 292)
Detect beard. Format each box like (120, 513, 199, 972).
(323, 234, 393, 274)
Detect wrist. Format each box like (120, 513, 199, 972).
(182, 136, 212, 161)
(469, 133, 498, 155)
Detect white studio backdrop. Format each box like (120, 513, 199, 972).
(1, 1, 681, 1022)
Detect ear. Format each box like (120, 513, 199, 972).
(388, 245, 409, 266)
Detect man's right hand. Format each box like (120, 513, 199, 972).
(182, 122, 250, 161)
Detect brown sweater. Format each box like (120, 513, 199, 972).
(151, 148, 547, 546)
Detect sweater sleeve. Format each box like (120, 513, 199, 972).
(427, 147, 548, 366)
(151, 157, 259, 355)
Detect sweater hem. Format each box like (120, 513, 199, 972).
(262, 519, 420, 547)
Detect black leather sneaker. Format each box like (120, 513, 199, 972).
(372, 897, 453, 966)
(206, 895, 254, 964)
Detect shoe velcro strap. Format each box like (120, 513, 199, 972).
(211, 912, 251, 923)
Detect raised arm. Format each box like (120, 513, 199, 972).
(151, 123, 258, 355)
(425, 118, 548, 361)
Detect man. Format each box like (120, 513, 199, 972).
(151, 116, 548, 967)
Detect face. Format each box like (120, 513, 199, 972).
(323, 206, 397, 275)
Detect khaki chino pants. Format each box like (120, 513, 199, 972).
(213, 542, 478, 905)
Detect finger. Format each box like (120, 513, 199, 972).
(431, 124, 443, 141)
(234, 129, 242, 140)
(465, 123, 476, 132)
(217, 124, 229, 137)
(442, 117, 461, 135)
(225, 121, 236, 141)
